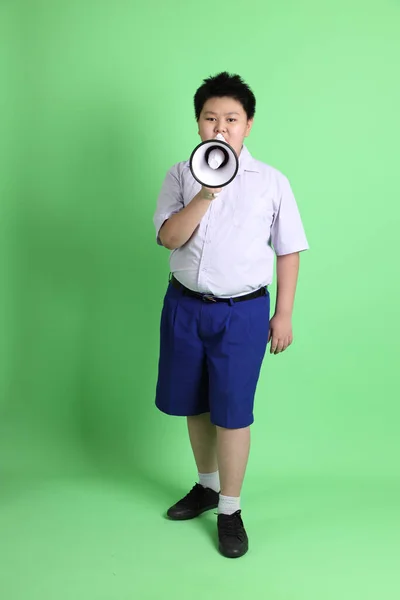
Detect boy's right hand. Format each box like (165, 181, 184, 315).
(200, 185, 223, 200)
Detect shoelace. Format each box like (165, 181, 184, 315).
(219, 512, 246, 541)
(180, 483, 204, 506)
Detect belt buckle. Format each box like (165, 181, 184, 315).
(202, 294, 217, 303)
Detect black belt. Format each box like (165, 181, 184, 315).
(170, 275, 267, 304)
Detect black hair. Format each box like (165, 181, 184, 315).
(194, 71, 256, 121)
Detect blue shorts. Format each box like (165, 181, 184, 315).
(155, 280, 270, 429)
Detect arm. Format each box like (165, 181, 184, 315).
(269, 252, 300, 354)
(159, 191, 212, 250)
(159, 185, 222, 250)
(275, 252, 300, 317)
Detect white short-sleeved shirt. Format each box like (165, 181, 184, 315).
(153, 144, 309, 298)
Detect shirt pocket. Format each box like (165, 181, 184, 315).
(232, 193, 274, 233)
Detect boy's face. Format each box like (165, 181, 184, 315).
(197, 96, 253, 157)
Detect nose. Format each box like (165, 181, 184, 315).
(215, 122, 227, 134)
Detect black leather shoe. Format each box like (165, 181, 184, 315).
(217, 510, 249, 558)
(167, 483, 219, 520)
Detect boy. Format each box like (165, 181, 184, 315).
(153, 72, 309, 559)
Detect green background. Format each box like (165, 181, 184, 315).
(1, 0, 399, 598)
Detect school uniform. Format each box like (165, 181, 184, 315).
(153, 144, 308, 429)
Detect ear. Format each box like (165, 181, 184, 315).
(245, 118, 254, 137)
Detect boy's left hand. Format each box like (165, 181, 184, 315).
(268, 314, 293, 354)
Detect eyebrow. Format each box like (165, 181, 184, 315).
(204, 111, 240, 115)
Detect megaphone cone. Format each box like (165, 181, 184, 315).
(189, 137, 239, 188)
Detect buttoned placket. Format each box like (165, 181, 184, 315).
(197, 171, 243, 293)
(197, 196, 215, 290)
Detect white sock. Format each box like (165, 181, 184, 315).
(218, 494, 240, 515)
(198, 471, 220, 493)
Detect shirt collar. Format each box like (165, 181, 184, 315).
(238, 144, 260, 175)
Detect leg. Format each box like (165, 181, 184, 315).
(206, 292, 270, 492)
(157, 285, 220, 519)
(217, 425, 250, 497)
(187, 413, 218, 474)
(203, 294, 270, 558)
(216, 425, 251, 558)
(166, 413, 220, 519)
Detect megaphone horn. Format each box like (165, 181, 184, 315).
(189, 138, 239, 189)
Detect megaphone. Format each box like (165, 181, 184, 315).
(189, 134, 239, 188)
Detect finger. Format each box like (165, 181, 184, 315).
(283, 335, 293, 351)
(270, 336, 278, 354)
(281, 336, 290, 352)
(281, 335, 289, 352)
(267, 328, 272, 343)
(275, 339, 285, 354)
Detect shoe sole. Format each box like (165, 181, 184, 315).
(218, 543, 249, 559)
(167, 503, 218, 521)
